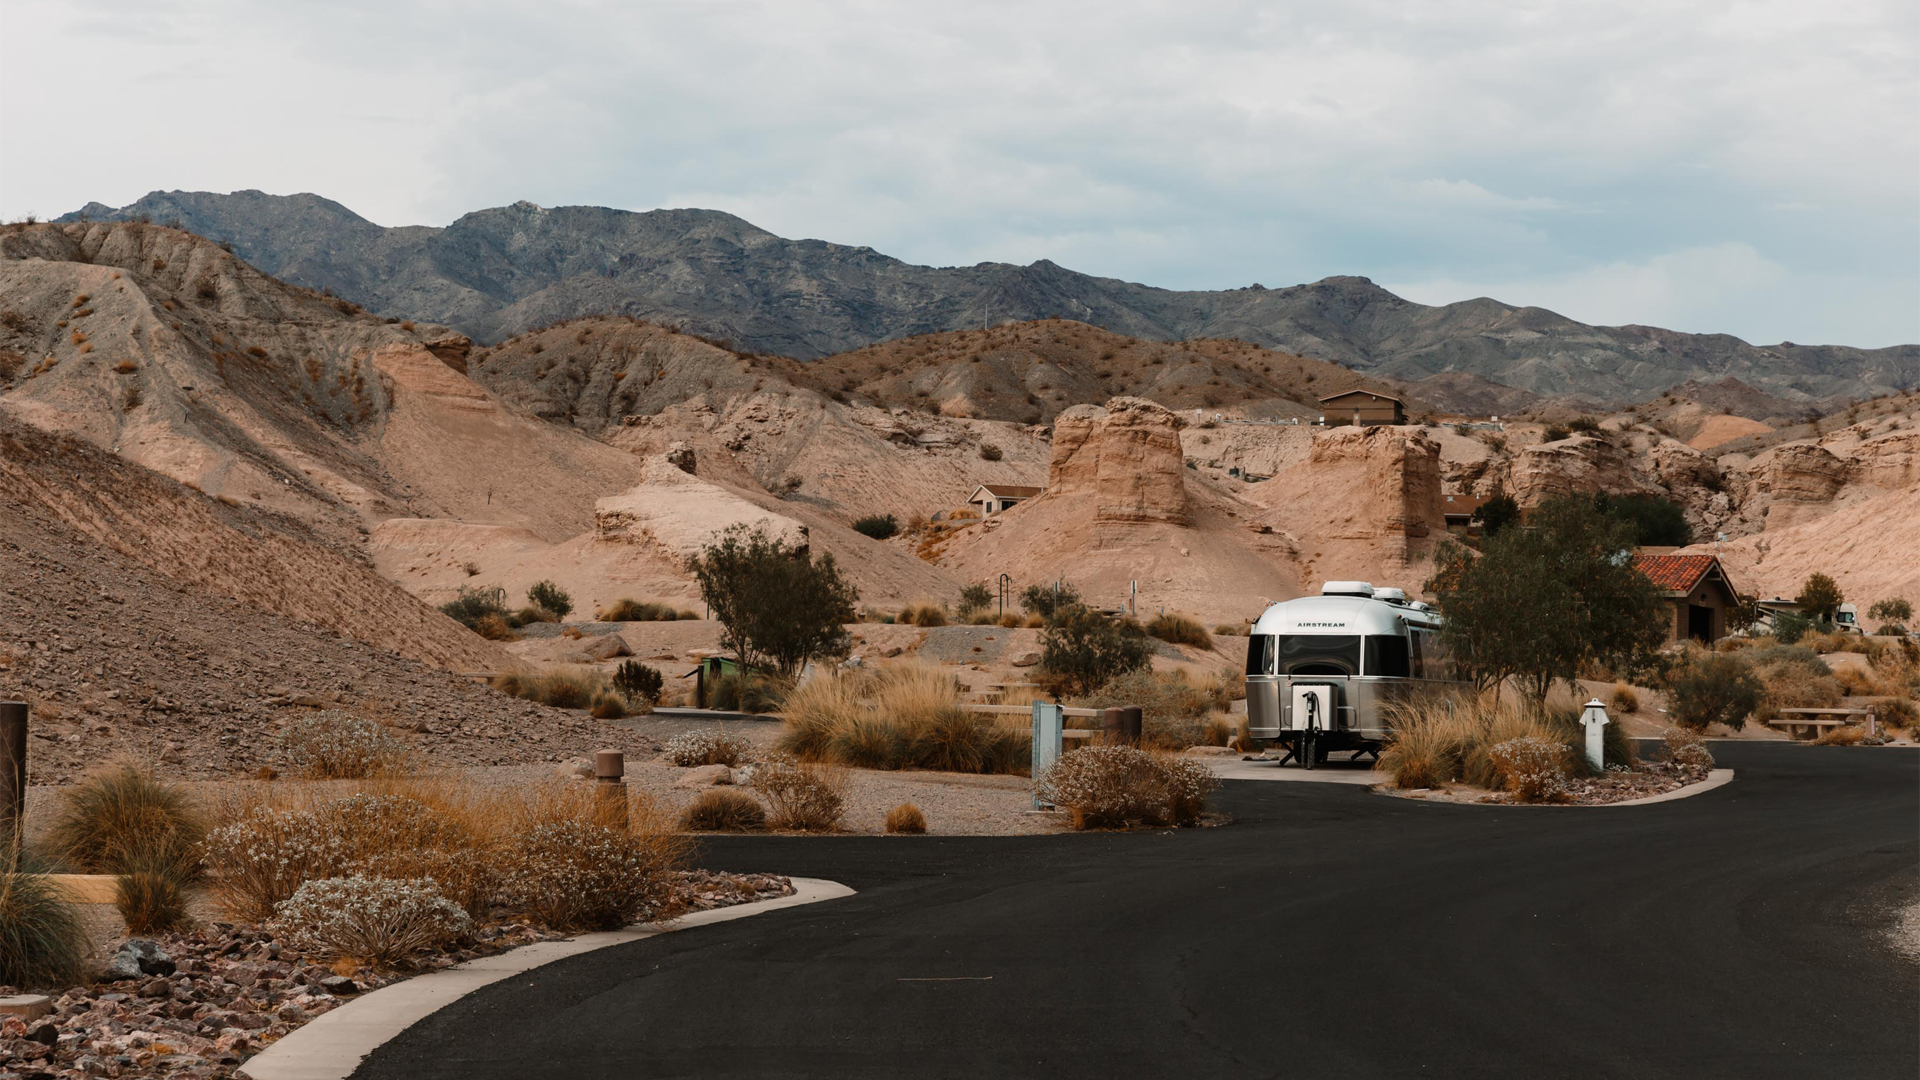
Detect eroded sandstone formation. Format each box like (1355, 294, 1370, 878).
(595, 457, 809, 564)
(1047, 397, 1189, 525)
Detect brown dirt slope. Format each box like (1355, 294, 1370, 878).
(0, 414, 505, 673)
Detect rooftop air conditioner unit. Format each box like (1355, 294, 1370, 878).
(1373, 588, 1408, 604)
(1320, 581, 1376, 598)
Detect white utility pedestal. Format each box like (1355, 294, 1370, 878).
(1579, 699, 1610, 773)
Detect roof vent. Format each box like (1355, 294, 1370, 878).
(1321, 581, 1376, 598)
(1373, 588, 1408, 604)
(1408, 601, 1432, 612)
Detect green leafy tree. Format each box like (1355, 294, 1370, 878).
(1795, 573, 1844, 625)
(526, 580, 573, 619)
(1666, 654, 1764, 731)
(1039, 605, 1152, 695)
(958, 582, 994, 612)
(1020, 581, 1082, 621)
(1472, 493, 1520, 537)
(1867, 598, 1912, 632)
(1591, 493, 1692, 546)
(1427, 494, 1669, 701)
(691, 525, 859, 678)
(852, 514, 898, 540)
(1771, 610, 1812, 645)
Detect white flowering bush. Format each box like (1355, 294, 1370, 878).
(1038, 746, 1220, 829)
(202, 807, 352, 920)
(1488, 736, 1571, 802)
(1661, 726, 1715, 777)
(499, 819, 679, 930)
(277, 711, 411, 779)
(663, 730, 753, 767)
(751, 755, 846, 831)
(273, 876, 472, 964)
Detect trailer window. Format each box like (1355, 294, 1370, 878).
(1364, 635, 1410, 678)
(1272, 635, 1361, 677)
(1245, 634, 1276, 676)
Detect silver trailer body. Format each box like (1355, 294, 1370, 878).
(1245, 582, 1466, 743)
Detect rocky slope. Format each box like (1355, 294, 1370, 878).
(61, 191, 1919, 403)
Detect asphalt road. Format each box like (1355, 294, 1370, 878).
(358, 743, 1918, 1079)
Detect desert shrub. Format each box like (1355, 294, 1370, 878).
(1568, 416, 1603, 435)
(114, 850, 196, 935)
(1040, 606, 1152, 696)
(693, 523, 859, 677)
(1020, 581, 1081, 621)
(1590, 492, 1691, 546)
(1609, 682, 1640, 714)
(273, 876, 471, 964)
(978, 443, 1004, 461)
(1146, 613, 1211, 648)
(589, 691, 628, 720)
(1213, 623, 1247, 636)
(1543, 424, 1570, 441)
(1795, 573, 1845, 624)
(510, 605, 558, 628)
(999, 613, 1023, 628)
(527, 580, 573, 618)
(1771, 610, 1813, 645)
(964, 608, 997, 625)
(1666, 655, 1765, 731)
(440, 585, 509, 629)
(1661, 726, 1715, 775)
(278, 711, 411, 779)
(1378, 695, 1573, 789)
(752, 755, 848, 831)
(1488, 737, 1571, 802)
(202, 806, 352, 920)
(0, 853, 91, 989)
(599, 598, 679, 622)
(1038, 746, 1219, 829)
(1472, 493, 1520, 536)
(958, 582, 994, 613)
(1069, 668, 1232, 750)
(677, 789, 766, 832)
(491, 667, 610, 711)
(707, 671, 786, 713)
(472, 613, 517, 640)
(1745, 646, 1842, 719)
(663, 730, 753, 767)
(501, 812, 683, 930)
(852, 514, 899, 540)
(613, 660, 664, 705)
(1868, 597, 1913, 628)
(1872, 697, 1917, 730)
(45, 762, 206, 876)
(1813, 725, 1867, 746)
(885, 803, 928, 834)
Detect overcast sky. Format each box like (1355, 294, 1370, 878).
(4, 0, 1915, 346)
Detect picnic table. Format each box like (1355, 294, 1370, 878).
(1767, 708, 1878, 739)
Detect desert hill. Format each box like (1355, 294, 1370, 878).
(61, 191, 1919, 404)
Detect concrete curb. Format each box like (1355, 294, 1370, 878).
(1377, 769, 1736, 809)
(239, 877, 855, 1080)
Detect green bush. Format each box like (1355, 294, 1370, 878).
(527, 580, 573, 619)
(1021, 581, 1082, 621)
(1772, 610, 1813, 645)
(1039, 605, 1152, 696)
(852, 514, 900, 540)
(0, 852, 91, 989)
(613, 660, 664, 705)
(958, 582, 993, 613)
(693, 524, 859, 677)
(978, 443, 1003, 462)
(1796, 573, 1845, 624)
(1667, 654, 1765, 731)
(1472, 493, 1520, 537)
(1591, 492, 1691, 546)
(1146, 613, 1211, 648)
(440, 585, 509, 629)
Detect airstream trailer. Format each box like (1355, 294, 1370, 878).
(1245, 582, 1467, 767)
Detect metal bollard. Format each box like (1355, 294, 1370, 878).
(1, 702, 26, 854)
(594, 749, 628, 831)
(1122, 706, 1143, 746)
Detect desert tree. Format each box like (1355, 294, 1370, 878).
(691, 524, 858, 678)
(1795, 573, 1844, 625)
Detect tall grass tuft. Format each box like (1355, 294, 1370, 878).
(0, 851, 92, 989)
(492, 666, 613, 711)
(1377, 693, 1584, 789)
(1146, 613, 1212, 648)
(45, 760, 206, 875)
(779, 664, 1027, 774)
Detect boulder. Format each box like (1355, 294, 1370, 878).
(319, 976, 358, 996)
(1010, 650, 1042, 668)
(672, 764, 733, 788)
(578, 634, 633, 661)
(556, 756, 594, 780)
(104, 940, 175, 981)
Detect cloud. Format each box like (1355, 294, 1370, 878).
(0, 0, 1913, 346)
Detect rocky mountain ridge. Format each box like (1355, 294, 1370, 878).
(61, 190, 1920, 406)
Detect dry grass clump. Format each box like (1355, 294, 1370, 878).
(707, 671, 787, 713)
(1609, 682, 1640, 713)
(663, 730, 753, 767)
(1145, 613, 1212, 648)
(897, 603, 949, 627)
(677, 789, 767, 832)
(277, 711, 412, 779)
(598, 598, 697, 622)
(491, 666, 613, 711)
(1813, 725, 1868, 746)
(779, 664, 1027, 773)
(1038, 746, 1219, 829)
(45, 761, 206, 875)
(1873, 697, 1917, 731)
(0, 851, 92, 990)
(884, 803, 928, 834)
(752, 756, 848, 831)
(1744, 646, 1842, 720)
(473, 613, 517, 640)
(1378, 694, 1591, 789)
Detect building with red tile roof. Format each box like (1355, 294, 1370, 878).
(1633, 553, 1740, 643)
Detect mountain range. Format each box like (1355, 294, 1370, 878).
(60, 190, 1919, 406)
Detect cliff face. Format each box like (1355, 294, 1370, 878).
(1047, 397, 1189, 525)
(1303, 425, 1445, 547)
(1508, 435, 1660, 507)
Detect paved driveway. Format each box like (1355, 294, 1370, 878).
(357, 743, 1918, 1079)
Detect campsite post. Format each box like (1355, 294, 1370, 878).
(1579, 699, 1609, 773)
